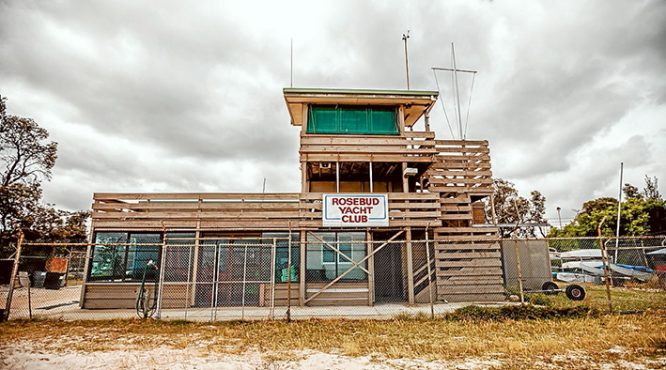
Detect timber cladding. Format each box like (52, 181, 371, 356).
(91, 192, 443, 230)
(83, 87, 507, 309)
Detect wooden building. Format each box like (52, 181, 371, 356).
(82, 88, 504, 309)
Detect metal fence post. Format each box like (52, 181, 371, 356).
(184, 244, 192, 321)
(155, 241, 167, 320)
(27, 275, 32, 320)
(212, 242, 218, 322)
(270, 238, 277, 320)
(597, 217, 613, 313)
(287, 226, 292, 322)
(241, 244, 248, 321)
(4, 231, 24, 321)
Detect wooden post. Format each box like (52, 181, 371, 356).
(79, 218, 95, 308)
(597, 216, 613, 313)
(406, 227, 415, 304)
(369, 161, 374, 192)
(425, 223, 434, 319)
(299, 231, 306, 306)
(4, 231, 24, 321)
(367, 229, 374, 306)
(301, 162, 308, 192)
(335, 161, 340, 193)
(512, 237, 525, 305)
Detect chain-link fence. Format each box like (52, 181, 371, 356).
(502, 236, 666, 312)
(2, 235, 664, 321)
(1, 237, 441, 321)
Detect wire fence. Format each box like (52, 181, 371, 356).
(502, 236, 666, 311)
(1, 235, 664, 321)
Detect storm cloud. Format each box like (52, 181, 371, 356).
(1, 0, 664, 225)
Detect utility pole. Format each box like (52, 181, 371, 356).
(556, 207, 562, 228)
(402, 31, 410, 90)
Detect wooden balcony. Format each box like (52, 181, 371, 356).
(92, 192, 442, 231)
(299, 131, 437, 163)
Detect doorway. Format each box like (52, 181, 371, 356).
(373, 241, 405, 303)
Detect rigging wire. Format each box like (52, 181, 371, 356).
(450, 47, 461, 139)
(463, 72, 476, 140)
(432, 69, 456, 139)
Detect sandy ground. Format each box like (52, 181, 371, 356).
(3, 342, 665, 370)
(0, 342, 504, 370)
(0, 285, 82, 319)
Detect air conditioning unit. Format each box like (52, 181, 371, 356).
(403, 167, 418, 177)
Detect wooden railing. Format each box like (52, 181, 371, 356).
(92, 192, 442, 230)
(299, 131, 437, 163)
(425, 140, 493, 195)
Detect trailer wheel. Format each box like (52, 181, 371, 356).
(565, 284, 586, 301)
(541, 281, 559, 295)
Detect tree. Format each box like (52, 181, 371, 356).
(486, 178, 548, 237)
(550, 176, 666, 237)
(623, 183, 642, 199)
(0, 95, 88, 252)
(643, 175, 662, 200)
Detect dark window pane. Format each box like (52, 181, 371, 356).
(90, 233, 127, 281)
(127, 234, 161, 281)
(307, 106, 397, 135)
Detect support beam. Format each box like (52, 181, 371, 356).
(336, 161, 340, 193)
(301, 162, 308, 192)
(299, 230, 306, 306)
(406, 227, 415, 304)
(369, 161, 374, 192)
(367, 229, 374, 306)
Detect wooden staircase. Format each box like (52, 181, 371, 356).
(424, 140, 505, 302)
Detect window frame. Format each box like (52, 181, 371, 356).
(88, 231, 163, 282)
(307, 105, 399, 135)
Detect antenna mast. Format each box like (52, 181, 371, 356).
(402, 31, 410, 90)
(432, 44, 478, 140)
(290, 38, 294, 88)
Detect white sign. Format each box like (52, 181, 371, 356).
(322, 194, 389, 227)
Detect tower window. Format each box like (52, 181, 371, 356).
(307, 106, 398, 135)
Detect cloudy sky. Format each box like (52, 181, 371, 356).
(1, 0, 665, 225)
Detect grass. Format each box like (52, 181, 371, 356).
(1, 284, 664, 368)
(524, 283, 666, 312)
(1, 309, 665, 368)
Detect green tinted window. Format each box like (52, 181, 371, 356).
(307, 106, 397, 135)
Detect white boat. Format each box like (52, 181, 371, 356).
(647, 248, 666, 256)
(609, 264, 655, 282)
(556, 272, 597, 283)
(560, 249, 602, 260)
(561, 260, 605, 276)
